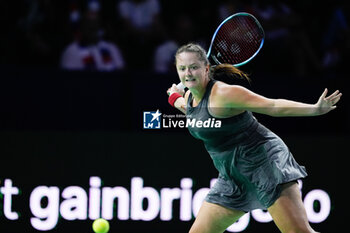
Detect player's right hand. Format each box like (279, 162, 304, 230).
(167, 84, 185, 96)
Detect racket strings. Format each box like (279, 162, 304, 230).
(212, 16, 264, 65)
(225, 18, 259, 60)
(219, 19, 258, 62)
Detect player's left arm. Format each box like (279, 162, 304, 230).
(214, 84, 342, 117)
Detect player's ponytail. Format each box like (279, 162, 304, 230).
(211, 64, 251, 85)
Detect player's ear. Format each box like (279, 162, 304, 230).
(205, 64, 210, 73)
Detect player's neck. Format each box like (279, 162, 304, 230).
(190, 79, 210, 105)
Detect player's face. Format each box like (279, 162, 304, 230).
(176, 52, 209, 89)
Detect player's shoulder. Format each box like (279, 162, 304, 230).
(212, 81, 246, 98)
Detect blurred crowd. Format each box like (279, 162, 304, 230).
(1, 0, 349, 77)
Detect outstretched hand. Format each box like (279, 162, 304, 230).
(315, 88, 342, 115)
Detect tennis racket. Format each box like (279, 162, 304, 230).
(176, 12, 264, 90)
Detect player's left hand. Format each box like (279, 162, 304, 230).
(315, 88, 342, 115)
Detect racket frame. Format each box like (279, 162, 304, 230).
(206, 12, 265, 67)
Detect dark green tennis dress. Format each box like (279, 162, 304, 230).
(186, 80, 307, 212)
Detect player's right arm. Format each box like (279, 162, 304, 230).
(167, 84, 189, 114)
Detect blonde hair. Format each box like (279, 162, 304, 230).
(175, 43, 250, 83)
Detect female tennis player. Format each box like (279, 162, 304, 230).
(167, 43, 342, 233)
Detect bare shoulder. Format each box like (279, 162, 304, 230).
(209, 81, 246, 116)
(211, 81, 247, 103)
(211, 80, 274, 112)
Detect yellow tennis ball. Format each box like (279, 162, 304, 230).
(92, 218, 110, 233)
